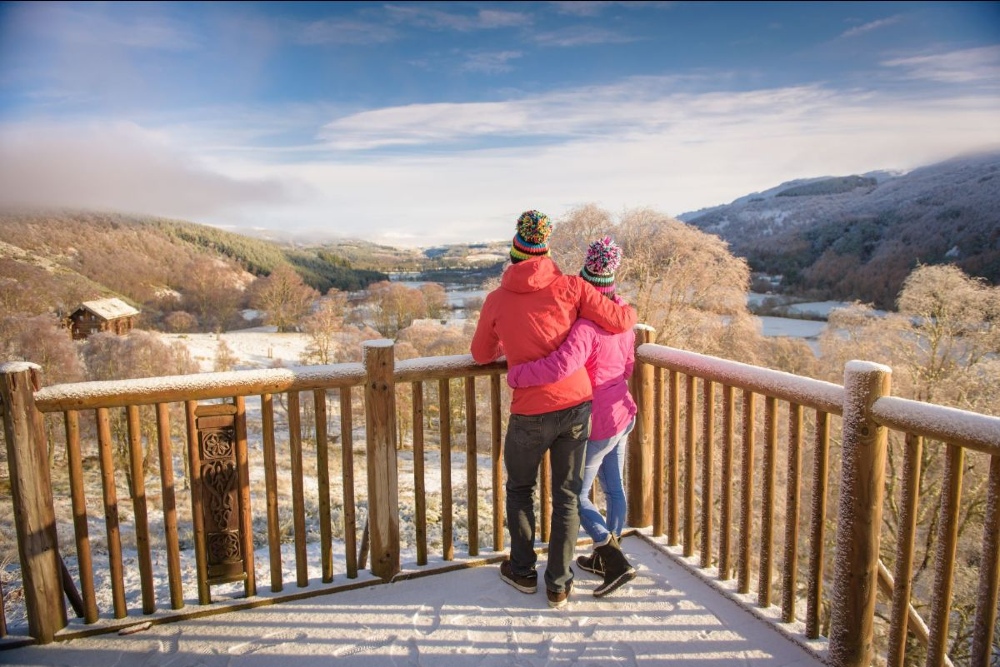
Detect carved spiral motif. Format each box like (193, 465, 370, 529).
(202, 429, 235, 459)
(208, 531, 241, 564)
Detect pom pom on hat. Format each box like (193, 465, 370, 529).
(581, 235, 621, 297)
(510, 210, 552, 262)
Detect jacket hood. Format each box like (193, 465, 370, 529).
(500, 256, 562, 294)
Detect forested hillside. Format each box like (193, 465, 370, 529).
(0, 210, 388, 328)
(680, 151, 1000, 309)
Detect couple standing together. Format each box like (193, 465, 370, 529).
(471, 210, 639, 609)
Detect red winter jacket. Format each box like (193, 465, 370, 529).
(471, 256, 637, 416)
(505, 304, 637, 440)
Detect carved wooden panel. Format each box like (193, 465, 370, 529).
(195, 406, 246, 584)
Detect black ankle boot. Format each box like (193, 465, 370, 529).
(593, 536, 636, 597)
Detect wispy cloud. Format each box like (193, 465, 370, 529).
(534, 26, 638, 47)
(12, 3, 200, 51)
(841, 15, 903, 39)
(548, 1, 675, 17)
(383, 4, 531, 31)
(460, 51, 524, 74)
(882, 46, 1000, 84)
(295, 18, 397, 45)
(318, 76, 765, 150)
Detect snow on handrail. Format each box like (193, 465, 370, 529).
(872, 396, 1000, 456)
(33, 364, 366, 412)
(31, 355, 509, 413)
(636, 344, 845, 415)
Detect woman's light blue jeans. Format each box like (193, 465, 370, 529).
(579, 417, 635, 546)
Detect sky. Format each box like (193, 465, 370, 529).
(0, 1, 999, 247)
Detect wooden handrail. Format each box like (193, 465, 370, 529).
(872, 395, 1000, 455)
(636, 344, 844, 415)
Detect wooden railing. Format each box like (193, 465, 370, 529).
(2, 334, 999, 666)
(628, 331, 1000, 667)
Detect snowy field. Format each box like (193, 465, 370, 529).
(161, 327, 313, 372)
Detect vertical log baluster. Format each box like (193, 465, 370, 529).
(64, 410, 98, 622)
(234, 396, 255, 597)
(96, 407, 126, 618)
(341, 388, 358, 578)
(668, 370, 680, 546)
(439, 378, 454, 561)
(738, 390, 756, 595)
(314, 389, 333, 583)
(700, 379, 715, 568)
(684, 375, 696, 557)
(653, 366, 665, 537)
(925, 444, 965, 667)
(886, 433, 923, 667)
(491, 373, 504, 552)
(465, 377, 479, 556)
(287, 391, 308, 587)
(126, 405, 155, 614)
(719, 386, 735, 580)
(782, 403, 803, 623)
(155, 403, 183, 610)
(758, 396, 778, 607)
(412, 382, 427, 565)
(261, 393, 282, 592)
(806, 410, 830, 639)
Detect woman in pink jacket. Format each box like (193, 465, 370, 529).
(506, 236, 638, 598)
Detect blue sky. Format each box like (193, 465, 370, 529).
(1, 1, 998, 246)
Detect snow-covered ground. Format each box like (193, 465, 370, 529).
(0, 536, 827, 667)
(162, 327, 312, 372)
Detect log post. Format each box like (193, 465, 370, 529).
(363, 340, 400, 580)
(828, 361, 891, 667)
(0, 362, 66, 643)
(626, 325, 655, 528)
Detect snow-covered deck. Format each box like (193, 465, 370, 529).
(1, 536, 826, 667)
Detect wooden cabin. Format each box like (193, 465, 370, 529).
(67, 298, 140, 340)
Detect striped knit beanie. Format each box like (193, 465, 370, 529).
(581, 236, 622, 298)
(510, 210, 552, 262)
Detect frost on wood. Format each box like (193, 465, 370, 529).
(636, 344, 844, 414)
(34, 364, 366, 410)
(873, 396, 1000, 455)
(0, 361, 41, 374)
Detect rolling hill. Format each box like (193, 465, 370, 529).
(679, 151, 1000, 308)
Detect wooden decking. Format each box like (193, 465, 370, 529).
(0, 536, 826, 666)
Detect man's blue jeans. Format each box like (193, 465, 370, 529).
(579, 417, 635, 546)
(504, 401, 591, 594)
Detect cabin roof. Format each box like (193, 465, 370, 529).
(76, 298, 140, 320)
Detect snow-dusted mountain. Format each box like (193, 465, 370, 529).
(678, 151, 1000, 308)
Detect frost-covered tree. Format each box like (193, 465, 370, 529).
(248, 264, 319, 333)
(819, 265, 1000, 664)
(301, 289, 349, 365)
(552, 204, 756, 360)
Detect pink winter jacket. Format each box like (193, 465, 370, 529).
(505, 304, 637, 440)
(471, 256, 637, 416)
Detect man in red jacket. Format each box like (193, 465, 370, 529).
(471, 210, 637, 608)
